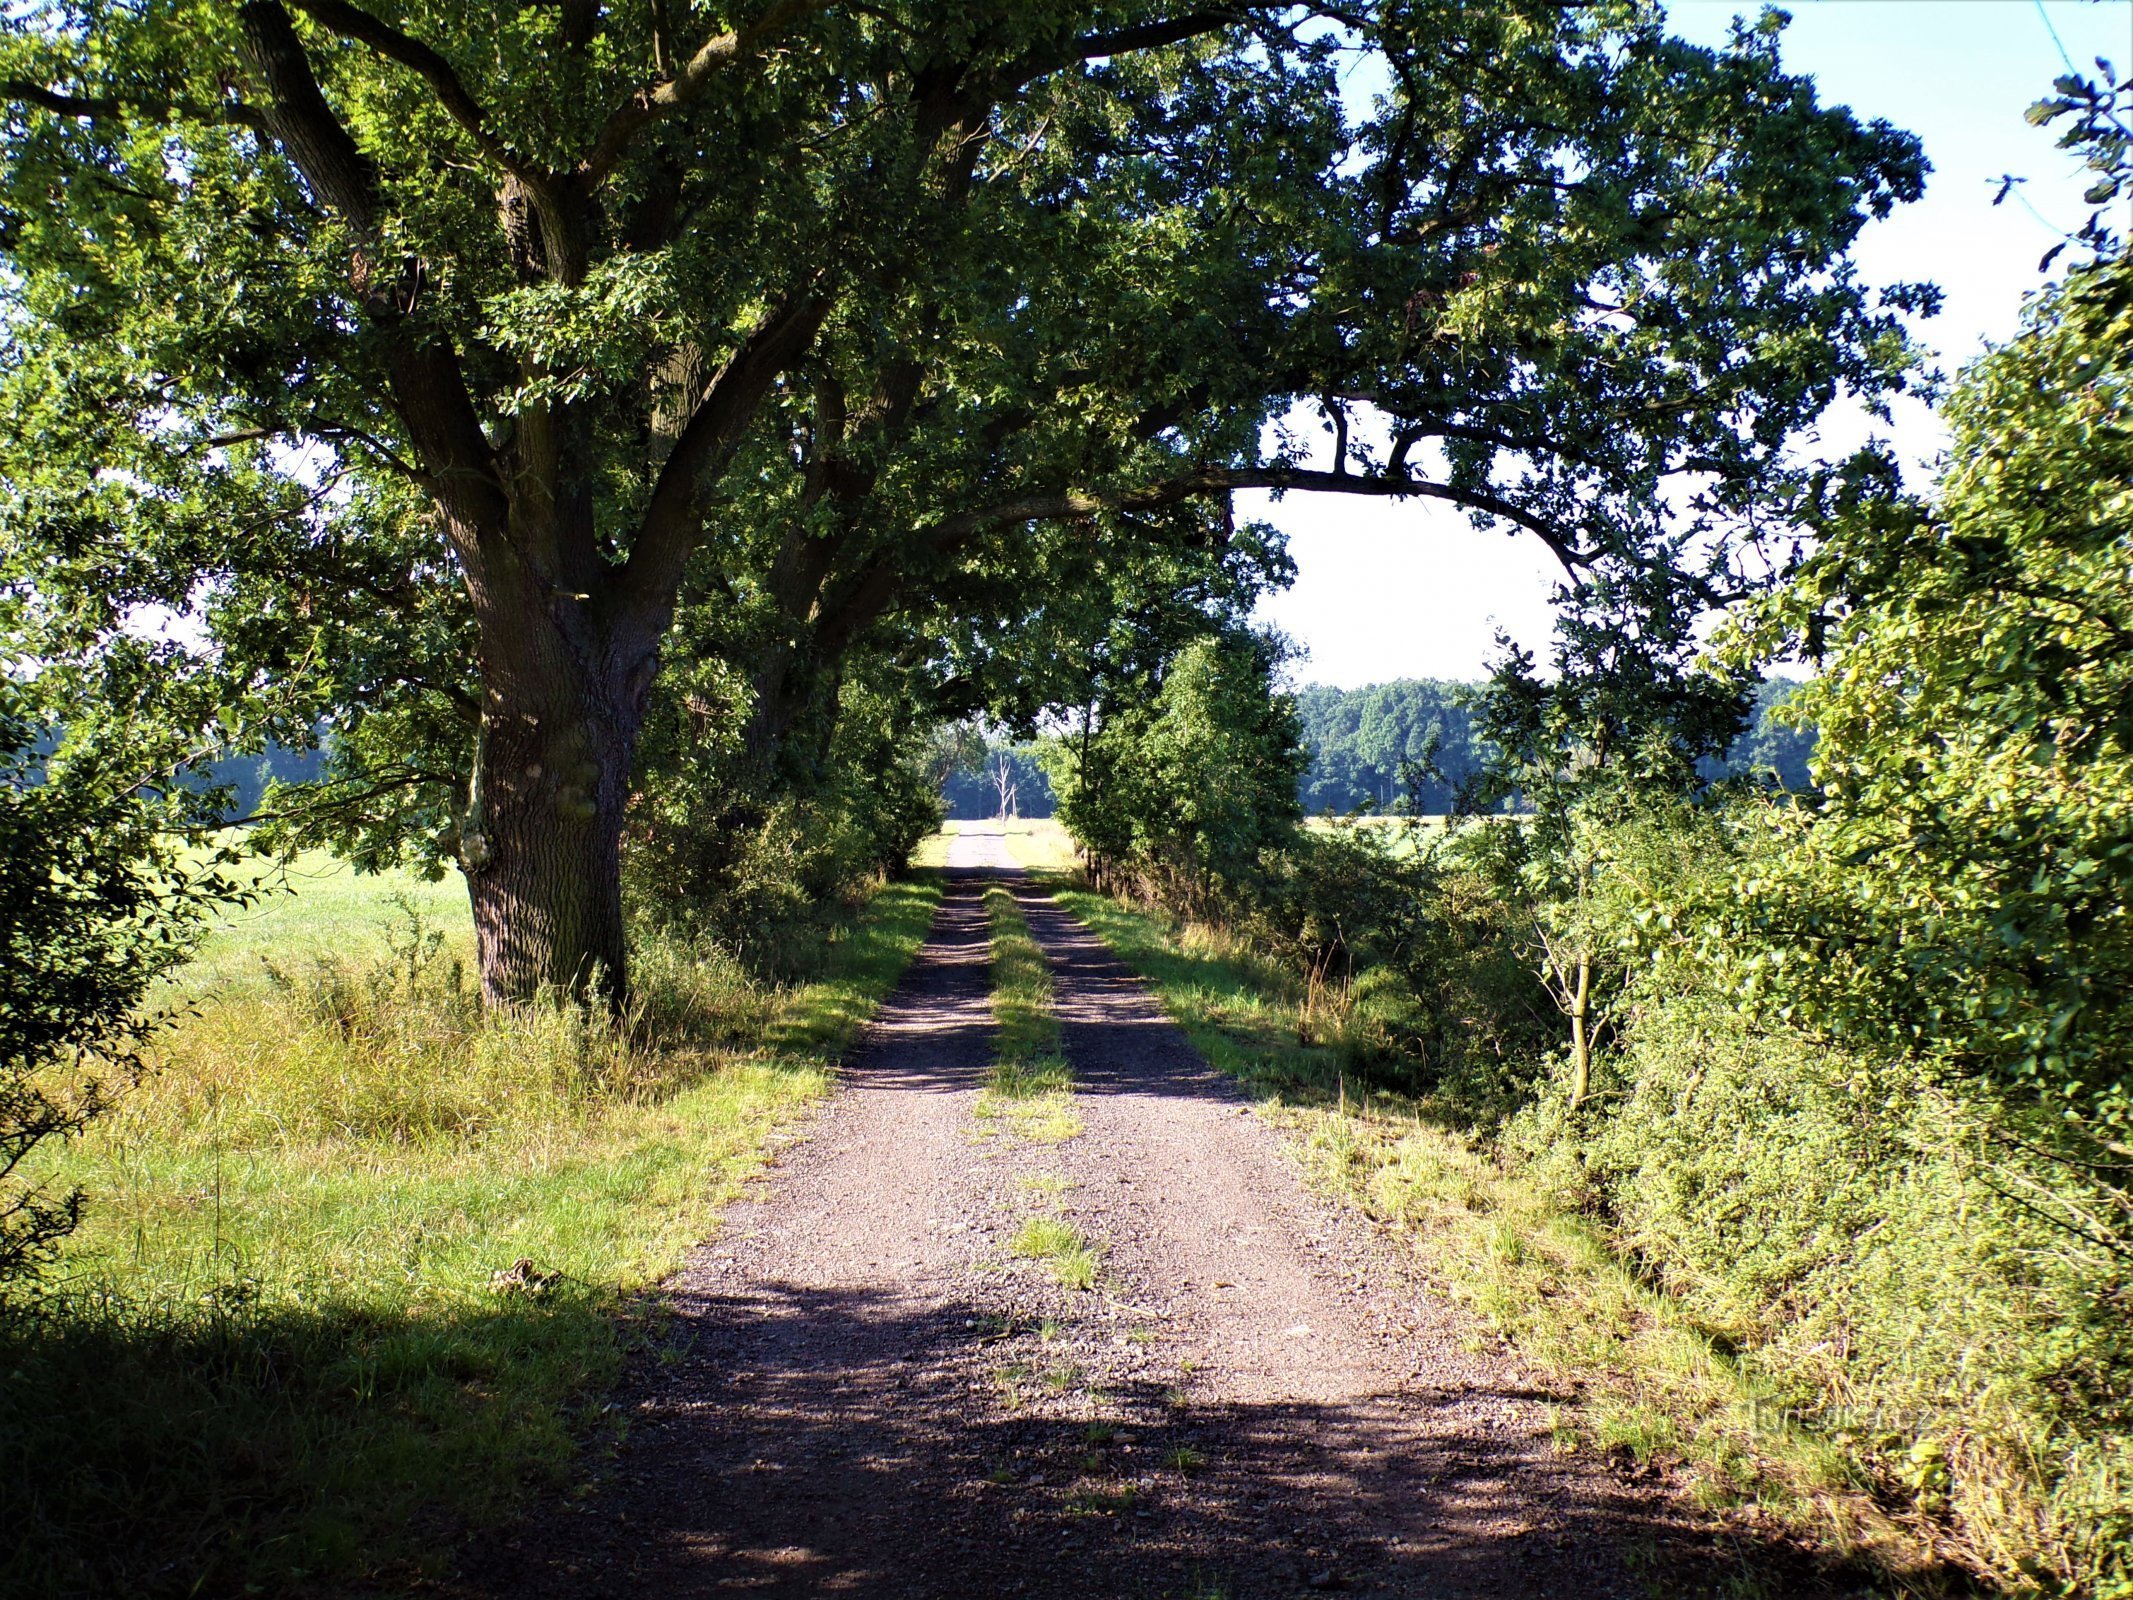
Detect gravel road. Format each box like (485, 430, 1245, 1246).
(454, 829, 1836, 1599)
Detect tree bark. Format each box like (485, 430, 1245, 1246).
(1568, 953, 1592, 1107)
(461, 604, 650, 1008)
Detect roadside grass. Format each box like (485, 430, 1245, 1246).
(1010, 1216, 1102, 1291)
(974, 883, 1081, 1144)
(2, 867, 940, 1600)
(1049, 881, 1926, 1584)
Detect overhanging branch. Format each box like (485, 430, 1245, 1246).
(2, 79, 268, 131)
(918, 465, 1591, 574)
(580, 0, 832, 183)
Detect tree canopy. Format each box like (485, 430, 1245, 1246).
(0, 0, 1929, 1000)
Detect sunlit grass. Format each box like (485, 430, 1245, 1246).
(176, 846, 473, 996)
(974, 884, 1082, 1143)
(5, 867, 940, 1598)
(1010, 1216, 1101, 1291)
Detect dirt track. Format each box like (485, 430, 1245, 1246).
(455, 830, 1837, 1598)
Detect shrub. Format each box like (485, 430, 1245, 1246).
(0, 699, 228, 1289)
(1045, 632, 1305, 918)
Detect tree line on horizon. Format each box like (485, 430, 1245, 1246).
(941, 676, 1818, 820)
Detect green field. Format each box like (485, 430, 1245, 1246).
(7, 854, 939, 1598)
(175, 850, 474, 995)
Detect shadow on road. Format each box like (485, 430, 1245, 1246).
(461, 1276, 1913, 1599)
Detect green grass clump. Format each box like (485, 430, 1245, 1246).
(974, 885, 1082, 1143)
(1010, 1216, 1101, 1291)
(2, 867, 939, 1599)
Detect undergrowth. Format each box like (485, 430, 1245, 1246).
(1047, 878, 1960, 1592)
(0, 872, 940, 1599)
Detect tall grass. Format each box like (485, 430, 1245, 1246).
(1, 870, 939, 1598)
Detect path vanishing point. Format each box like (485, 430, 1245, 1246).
(455, 827, 1825, 1599)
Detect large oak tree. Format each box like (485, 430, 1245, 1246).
(0, 0, 1928, 1001)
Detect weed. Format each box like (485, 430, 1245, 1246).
(1166, 1445, 1207, 1472)
(992, 1363, 1032, 1411)
(1010, 1217, 1102, 1291)
(1066, 1484, 1137, 1515)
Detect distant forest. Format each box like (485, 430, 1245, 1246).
(1296, 677, 1815, 814)
(25, 732, 326, 819)
(940, 679, 1815, 821)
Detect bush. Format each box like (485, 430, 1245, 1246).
(0, 700, 228, 1289)
(1491, 799, 2133, 1593)
(626, 698, 941, 974)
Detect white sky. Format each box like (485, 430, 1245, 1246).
(1256, 0, 2133, 687)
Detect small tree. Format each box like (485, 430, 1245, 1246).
(1468, 567, 1753, 1107)
(1048, 632, 1305, 915)
(0, 696, 227, 1287)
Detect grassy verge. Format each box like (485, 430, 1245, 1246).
(974, 884, 1080, 1144)
(1048, 881, 1928, 1587)
(2, 868, 940, 1599)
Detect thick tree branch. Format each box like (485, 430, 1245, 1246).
(603, 289, 835, 650)
(580, 0, 831, 183)
(918, 466, 1591, 574)
(2, 79, 268, 131)
(807, 463, 1591, 678)
(238, 1, 383, 231)
(238, 1, 505, 554)
(282, 0, 530, 179)
(998, 9, 1247, 89)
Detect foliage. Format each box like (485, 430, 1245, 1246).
(0, 693, 231, 1288)
(1730, 255, 2133, 1142)
(1044, 632, 1305, 916)
(0, 0, 1931, 997)
(1715, 678, 1817, 791)
(625, 664, 942, 971)
(1511, 799, 2133, 1595)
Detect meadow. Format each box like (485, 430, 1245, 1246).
(3, 853, 938, 1598)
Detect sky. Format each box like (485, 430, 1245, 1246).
(1255, 0, 2133, 689)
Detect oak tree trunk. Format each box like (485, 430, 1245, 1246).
(461, 608, 650, 1008)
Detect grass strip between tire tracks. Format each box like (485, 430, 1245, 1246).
(975, 883, 1081, 1144)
